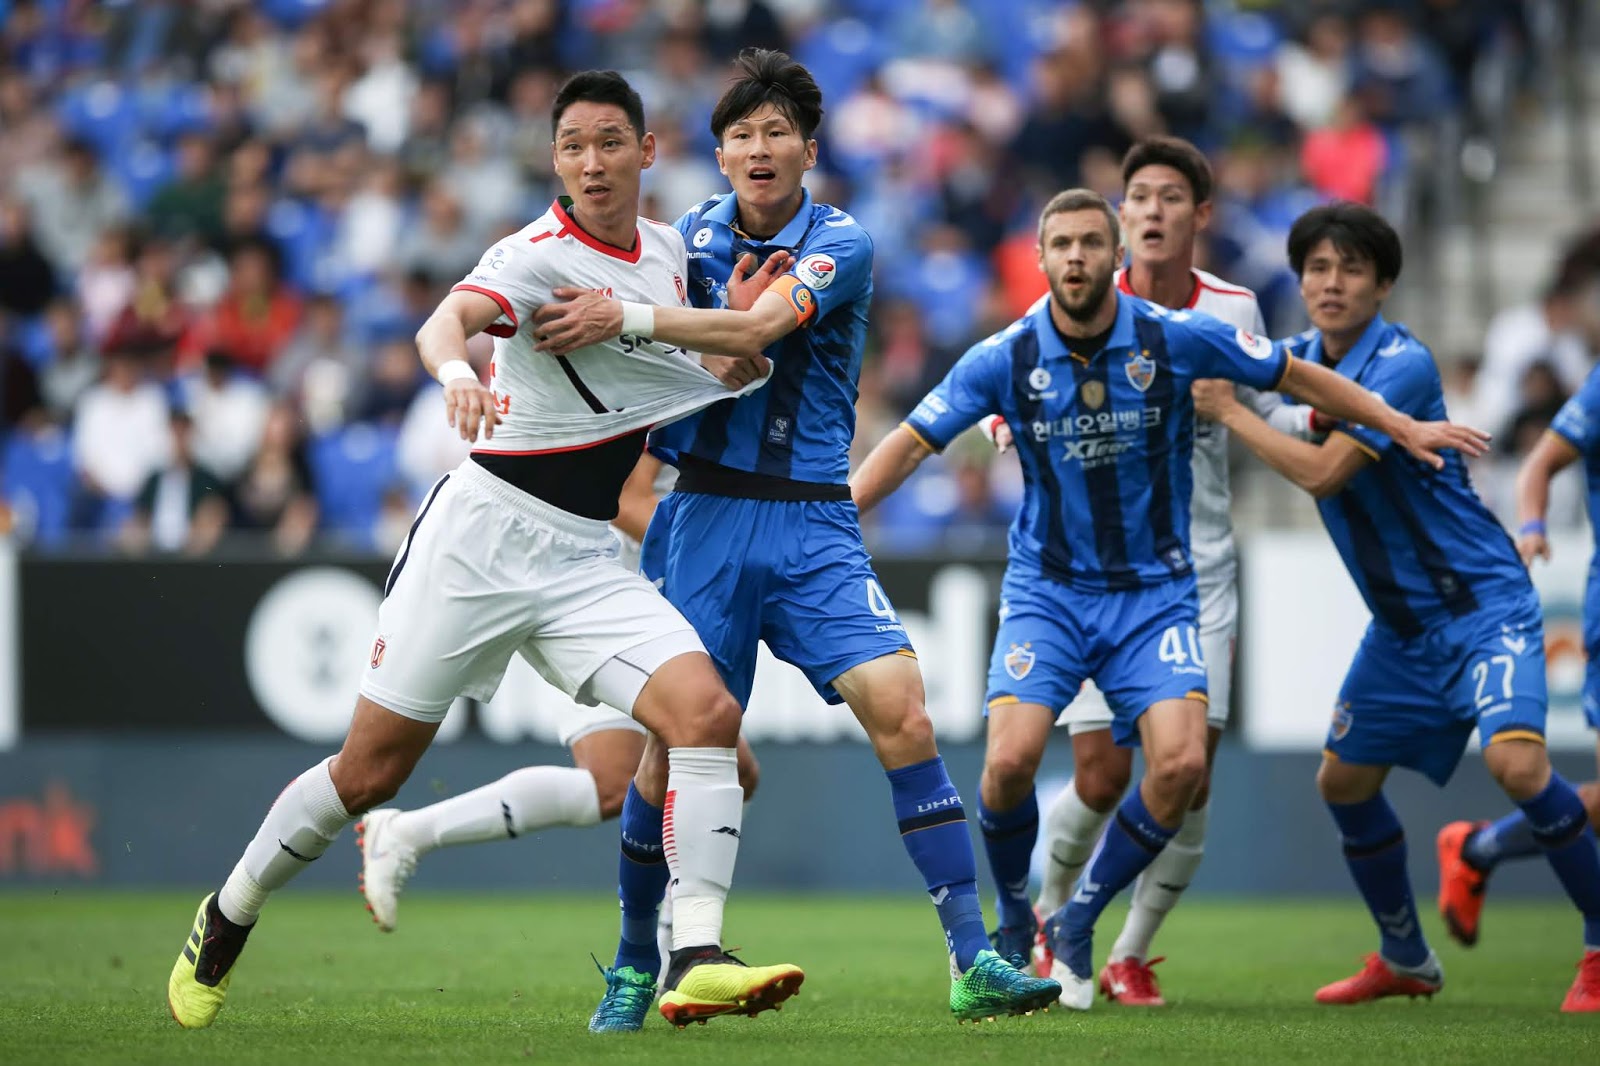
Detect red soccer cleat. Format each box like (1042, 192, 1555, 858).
(1436, 820, 1490, 947)
(1031, 906, 1054, 978)
(1099, 956, 1167, 1006)
(1561, 950, 1600, 1013)
(1315, 953, 1442, 1005)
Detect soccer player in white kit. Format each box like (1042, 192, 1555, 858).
(982, 139, 1311, 1005)
(354, 417, 760, 941)
(167, 71, 802, 1031)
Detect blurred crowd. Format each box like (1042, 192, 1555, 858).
(0, 0, 1566, 555)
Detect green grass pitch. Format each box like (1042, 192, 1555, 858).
(0, 892, 1593, 1064)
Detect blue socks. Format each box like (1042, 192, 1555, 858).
(1519, 774, 1600, 949)
(1328, 793, 1430, 968)
(613, 782, 670, 977)
(978, 790, 1040, 933)
(1054, 786, 1177, 977)
(1462, 810, 1542, 872)
(888, 757, 989, 971)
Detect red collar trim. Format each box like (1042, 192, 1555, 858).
(552, 198, 641, 264)
(1116, 268, 1202, 309)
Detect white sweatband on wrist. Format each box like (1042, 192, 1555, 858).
(437, 359, 476, 385)
(619, 301, 656, 339)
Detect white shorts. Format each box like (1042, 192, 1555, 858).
(1060, 577, 1238, 735)
(361, 459, 705, 724)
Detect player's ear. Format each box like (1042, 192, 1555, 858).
(1194, 198, 1213, 232)
(803, 138, 818, 172)
(1374, 276, 1395, 304)
(1035, 243, 1045, 274)
(715, 145, 728, 178)
(639, 131, 657, 171)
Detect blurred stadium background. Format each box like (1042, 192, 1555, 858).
(2, 0, 1600, 1005)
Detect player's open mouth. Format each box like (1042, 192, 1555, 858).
(1140, 229, 1165, 246)
(747, 167, 776, 184)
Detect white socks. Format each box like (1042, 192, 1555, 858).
(1036, 779, 1114, 914)
(664, 747, 742, 952)
(218, 756, 352, 926)
(1111, 803, 1209, 962)
(388, 766, 601, 853)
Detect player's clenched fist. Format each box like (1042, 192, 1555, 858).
(703, 353, 772, 390)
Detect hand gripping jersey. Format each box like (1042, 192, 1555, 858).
(451, 197, 767, 454)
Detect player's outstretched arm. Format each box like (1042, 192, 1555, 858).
(1279, 359, 1489, 469)
(1194, 380, 1370, 499)
(1513, 431, 1579, 565)
(415, 289, 505, 442)
(532, 251, 797, 359)
(850, 426, 934, 514)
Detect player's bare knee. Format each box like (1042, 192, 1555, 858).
(1580, 782, 1600, 828)
(1152, 747, 1206, 800)
(982, 747, 1042, 809)
(737, 754, 760, 801)
(331, 757, 408, 814)
(671, 686, 742, 748)
(1076, 755, 1132, 811)
(1485, 740, 1551, 802)
(588, 764, 634, 821)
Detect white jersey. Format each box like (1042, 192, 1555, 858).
(1115, 268, 1272, 592)
(451, 198, 767, 453)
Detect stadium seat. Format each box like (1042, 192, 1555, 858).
(308, 421, 399, 545)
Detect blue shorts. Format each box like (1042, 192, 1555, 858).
(1327, 594, 1548, 787)
(641, 492, 913, 707)
(985, 569, 1207, 747)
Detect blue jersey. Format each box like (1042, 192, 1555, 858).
(1301, 315, 1530, 639)
(903, 294, 1290, 590)
(647, 189, 872, 485)
(1549, 363, 1600, 569)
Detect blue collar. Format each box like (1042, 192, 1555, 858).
(1307, 314, 1389, 378)
(1030, 292, 1138, 364)
(702, 187, 815, 247)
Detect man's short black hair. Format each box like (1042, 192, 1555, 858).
(1121, 136, 1213, 205)
(1287, 202, 1403, 285)
(551, 70, 646, 140)
(710, 48, 823, 142)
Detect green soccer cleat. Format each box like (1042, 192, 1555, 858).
(167, 893, 252, 1029)
(950, 948, 1063, 1023)
(588, 963, 657, 1033)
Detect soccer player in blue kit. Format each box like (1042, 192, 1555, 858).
(533, 49, 1061, 1028)
(1196, 202, 1600, 1012)
(1432, 359, 1600, 1010)
(848, 188, 1489, 1009)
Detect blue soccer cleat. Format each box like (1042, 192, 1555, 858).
(589, 961, 657, 1033)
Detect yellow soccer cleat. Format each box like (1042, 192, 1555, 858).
(657, 949, 804, 1029)
(167, 893, 253, 1029)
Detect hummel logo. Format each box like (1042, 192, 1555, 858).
(712, 826, 741, 838)
(930, 887, 950, 905)
(1377, 906, 1415, 939)
(1377, 338, 1407, 358)
(1501, 633, 1527, 655)
(1071, 877, 1102, 905)
(501, 800, 518, 839)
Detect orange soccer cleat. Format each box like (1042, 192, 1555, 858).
(1314, 953, 1442, 1005)
(1099, 956, 1167, 1006)
(1560, 950, 1600, 1013)
(1436, 820, 1490, 947)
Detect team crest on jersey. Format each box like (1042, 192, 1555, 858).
(1028, 367, 1052, 392)
(1330, 701, 1352, 741)
(1125, 351, 1157, 392)
(673, 272, 687, 305)
(1235, 328, 1274, 361)
(796, 253, 837, 290)
(370, 636, 386, 670)
(1004, 642, 1035, 681)
(693, 227, 713, 248)
(1080, 379, 1106, 410)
